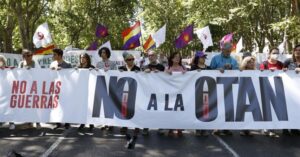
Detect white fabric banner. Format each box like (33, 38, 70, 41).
(1, 69, 300, 129)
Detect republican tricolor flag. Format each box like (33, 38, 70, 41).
(175, 24, 193, 49)
(122, 21, 141, 50)
(143, 35, 156, 52)
(95, 24, 108, 38)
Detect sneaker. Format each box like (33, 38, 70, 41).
(290, 129, 300, 136)
(157, 129, 164, 135)
(9, 123, 15, 130)
(142, 128, 149, 136)
(89, 125, 94, 131)
(212, 130, 222, 135)
(240, 130, 253, 136)
(36, 123, 41, 129)
(282, 129, 291, 136)
(196, 130, 209, 136)
(65, 123, 70, 129)
(177, 130, 183, 137)
(53, 123, 62, 130)
(120, 127, 128, 135)
(78, 124, 85, 131)
(222, 130, 233, 136)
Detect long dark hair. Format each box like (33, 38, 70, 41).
(168, 52, 182, 67)
(79, 53, 93, 68)
(292, 44, 300, 62)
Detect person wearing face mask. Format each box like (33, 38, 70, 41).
(259, 48, 283, 70)
(259, 47, 283, 137)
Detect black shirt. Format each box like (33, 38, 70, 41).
(143, 63, 165, 71)
(190, 64, 211, 71)
(118, 65, 141, 71)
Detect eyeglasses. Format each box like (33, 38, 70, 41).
(126, 58, 134, 61)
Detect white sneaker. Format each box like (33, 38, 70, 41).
(9, 123, 15, 130)
(36, 123, 41, 129)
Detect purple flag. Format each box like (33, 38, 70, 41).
(175, 25, 193, 48)
(95, 24, 108, 38)
(220, 33, 233, 49)
(87, 41, 98, 50)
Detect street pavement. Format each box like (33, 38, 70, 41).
(1, 123, 300, 157)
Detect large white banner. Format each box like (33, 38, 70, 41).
(1, 69, 300, 129)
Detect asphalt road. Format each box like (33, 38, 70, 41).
(1, 123, 300, 157)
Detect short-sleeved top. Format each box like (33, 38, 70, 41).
(166, 65, 186, 72)
(190, 65, 211, 71)
(18, 60, 41, 68)
(118, 65, 140, 71)
(50, 60, 72, 69)
(283, 58, 300, 70)
(259, 61, 283, 70)
(143, 63, 165, 71)
(96, 60, 117, 70)
(210, 53, 239, 70)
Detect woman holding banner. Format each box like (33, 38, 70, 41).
(259, 47, 283, 137)
(282, 44, 300, 136)
(239, 54, 257, 136)
(165, 52, 187, 136)
(96, 47, 117, 71)
(77, 53, 95, 131)
(118, 52, 141, 136)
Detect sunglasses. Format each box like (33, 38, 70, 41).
(126, 58, 134, 61)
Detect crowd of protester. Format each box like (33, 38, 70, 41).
(1, 42, 300, 138)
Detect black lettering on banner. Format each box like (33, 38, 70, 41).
(147, 94, 157, 110)
(217, 77, 238, 122)
(235, 77, 263, 121)
(164, 94, 172, 111)
(92, 76, 137, 120)
(174, 94, 184, 111)
(195, 76, 218, 122)
(260, 77, 288, 121)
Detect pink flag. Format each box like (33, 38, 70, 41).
(220, 33, 233, 49)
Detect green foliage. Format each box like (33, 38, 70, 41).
(0, 0, 299, 54)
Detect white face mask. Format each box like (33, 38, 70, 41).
(270, 54, 279, 60)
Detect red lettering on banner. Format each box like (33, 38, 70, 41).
(49, 82, 55, 94)
(40, 95, 47, 108)
(47, 96, 53, 108)
(9, 80, 62, 109)
(17, 95, 25, 108)
(10, 95, 17, 108)
(32, 95, 39, 108)
(25, 95, 32, 108)
(55, 81, 61, 94)
(42, 82, 48, 94)
(30, 81, 37, 94)
(12, 81, 19, 94)
(20, 81, 27, 94)
(53, 95, 59, 108)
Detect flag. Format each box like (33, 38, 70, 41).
(263, 38, 270, 54)
(122, 21, 141, 50)
(152, 24, 166, 47)
(220, 33, 233, 49)
(195, 26, 213, 51)
(87, 41, 98, 50)
(278, 41, 285, 54)
(236, 37, 243, 53)
(143, 35, 156, 52)
(98, 41, 112, 52)
(33, 22, 53, 48)
(175, 24, 193, 48)
(95, 24, 108, 38)
(34, 44, 55, 55)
